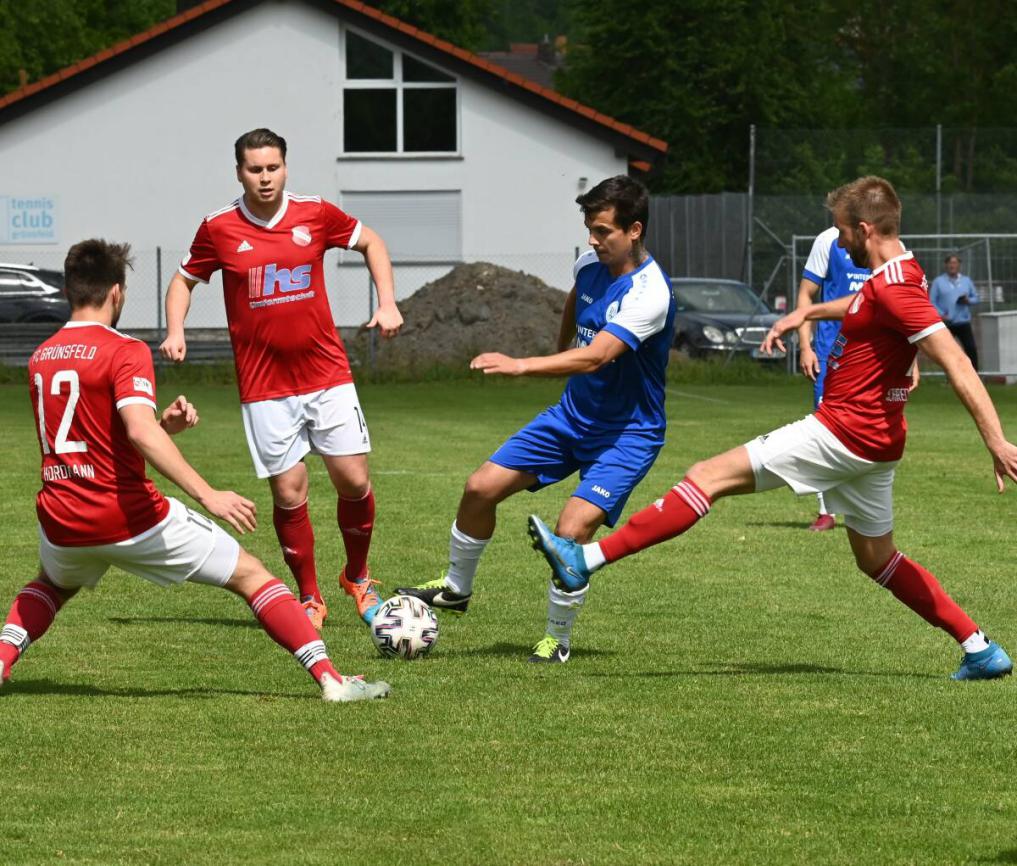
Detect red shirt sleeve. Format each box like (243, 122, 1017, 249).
(322, 200, 362, 250)
(112, 341, 158, 412)
(179, 219, 221, 283)
(875, 279, 944, 342)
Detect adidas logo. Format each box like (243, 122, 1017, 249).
(237, 240, 253, 253)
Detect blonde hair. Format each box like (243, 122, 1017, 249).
(825, 175, 901, 236)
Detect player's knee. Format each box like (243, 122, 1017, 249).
(462, 470, 499, 505)
(224, 549, 274, 600)
(554, 517, 597, 543)
(37, 571, 78, 602)
(856, 546, 897, 578)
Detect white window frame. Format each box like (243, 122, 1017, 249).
(339, 26, 461, 158)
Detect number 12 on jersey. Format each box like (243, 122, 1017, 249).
(34, 370, 87, 455)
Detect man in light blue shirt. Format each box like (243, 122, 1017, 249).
(930, 254, 979, 369)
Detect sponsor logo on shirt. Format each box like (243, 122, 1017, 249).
(247, 262, 313, 307)
(237, 240, 253, 253)
(132, 376, 153, 396)
(885, 387, 910, 403)
(292, 226, 312, 247)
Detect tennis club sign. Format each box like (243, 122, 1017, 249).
(1, 195, 57, 243)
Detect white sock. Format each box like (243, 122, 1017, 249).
(817, 491, 828, 515)
(443, 521, 489, 596)
(961, 629, 990, 653)
(580, 542, 606, 571)
(545, 582, 589, 647)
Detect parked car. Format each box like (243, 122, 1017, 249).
(0, 263, 70, 323)
(670, 277, 784, 360)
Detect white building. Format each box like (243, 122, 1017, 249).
(0, 0, 666, 329)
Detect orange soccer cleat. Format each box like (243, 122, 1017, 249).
(339, 567, 383, 625)
(301, 596, 328, 631)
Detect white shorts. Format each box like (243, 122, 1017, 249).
(744, 414, 897, 537)
(38, 498, 240, 590)
(241, 383, 371, 479)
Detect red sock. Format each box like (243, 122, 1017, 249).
(870, 552, 978, 642)
(0, 580, 66, 676)
(600, 478, 712, 564)
(337, 488, 375, 581)
(248, 579, 341, 684)
(273, 501, 320, 602)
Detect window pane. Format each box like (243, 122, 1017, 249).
(346, 30, 393, 79)
(403, 89, 456, 152)
(403, 54, 454, 83)
(344, 89, 397, 152)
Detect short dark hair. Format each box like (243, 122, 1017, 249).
(63, 239, 134, 309)
(945, 254, 961, 264)
(576, 175, 649, 240)
(234, 128, 287, 165)
(825, 175, 901, 236)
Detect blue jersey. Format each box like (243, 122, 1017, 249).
(558, 251, 675, 442)
(802, 226, 870, 359)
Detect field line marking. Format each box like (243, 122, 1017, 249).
(666, 388, 732, 405)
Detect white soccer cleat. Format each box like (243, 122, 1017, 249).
(320, 672, 391, 703)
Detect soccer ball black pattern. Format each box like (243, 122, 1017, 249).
(370, 595, 439, 660)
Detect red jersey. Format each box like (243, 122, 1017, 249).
(29, 322, 170, 546)
(179, 192, 361, 403)
(816, 252, 944, 462)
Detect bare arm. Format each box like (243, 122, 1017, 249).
(119, 403, 257, 532)
(795, 277, 821, 380)
(353, 225, 402, 337)
(918, 328, 1017, 491)
(159, 273, 198, 362)
(557, 287, 577, 352)
(761, 294, 855, 355)
(470, 330, 628, 377)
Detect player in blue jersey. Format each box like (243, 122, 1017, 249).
(795, 226, 870, 531)
(396, 175, 675, 662)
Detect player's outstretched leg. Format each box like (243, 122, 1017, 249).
(397, 522, 486, 614)
(0, 576, 75, 689)
(397, 465, 532, 614)
(229, 550, 390, 701)
(529, 477, 714, 590)
(854, 533, 1012, 681)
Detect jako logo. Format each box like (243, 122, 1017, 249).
(248, 263, 312, 299)
(592, 485, 611, 498)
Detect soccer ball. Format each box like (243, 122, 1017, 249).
(370, 595, 439, 660)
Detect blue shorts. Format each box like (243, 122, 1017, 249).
(488, 405, 662, 527)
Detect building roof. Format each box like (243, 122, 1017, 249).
(0, 0, 667, 163)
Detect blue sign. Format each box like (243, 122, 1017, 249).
(1, 196, 57, 244)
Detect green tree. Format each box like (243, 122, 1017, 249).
(364, 0, 497, 52)
(0, 0, 174, 95)
(556, 0, 859, 193)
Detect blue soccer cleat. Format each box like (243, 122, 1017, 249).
(527, 515, 591, 591)
(951, 641, 1013, 681)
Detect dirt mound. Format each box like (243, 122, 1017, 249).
(349, 262, 567, 373)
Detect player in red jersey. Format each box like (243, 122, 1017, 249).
(0, 239, 389, 702)
(530, 176, 1017, 680)
(160, 128, 403, 630)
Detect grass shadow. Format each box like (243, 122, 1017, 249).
(986, 851, 1017, 864)
(745, 520, 842, 530)
(585, 660, 940, 680)
(109, 616, 260, 629)
(4, 679, 310, 700)
(444, 641, 617, 659)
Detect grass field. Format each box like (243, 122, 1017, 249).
(2, 374, 1017, 866)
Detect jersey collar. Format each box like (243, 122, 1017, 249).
(63, 320, 127, 337)
(238, 191, 290, 229)
(870, 249, 913, 279)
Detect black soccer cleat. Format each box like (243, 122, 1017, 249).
(395, 578, 471, 614)
(527, 635, 570, 664)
